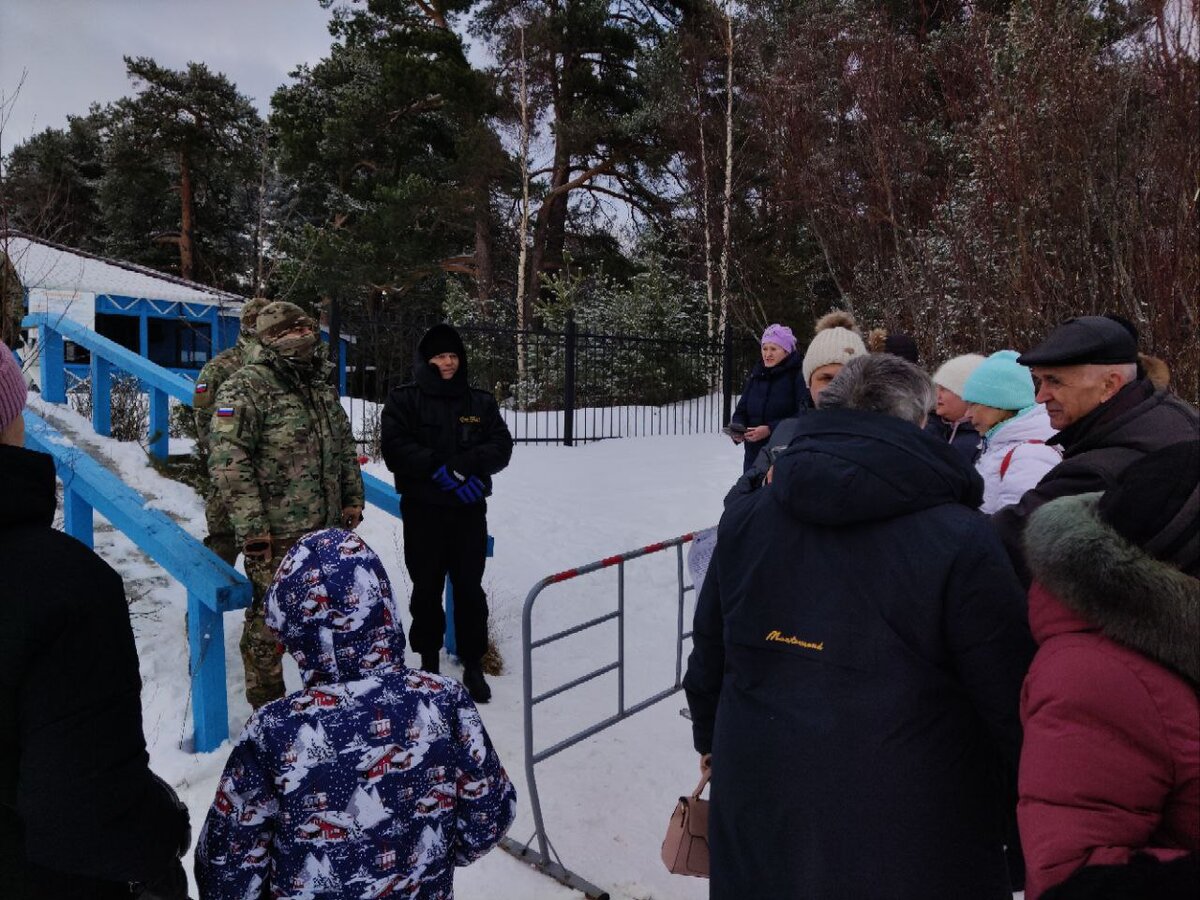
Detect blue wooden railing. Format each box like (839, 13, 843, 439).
(25, 313, 188, 459)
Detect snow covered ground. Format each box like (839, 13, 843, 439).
(29, 396, 1024, 899)
(30, 394, 733, 899)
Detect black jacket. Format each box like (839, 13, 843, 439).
(925, 414, 981, 465)
(381, 325, 514, 508)
(684, 409, 1034, 900)
(730, 351, 811, 471)
(0, 445, 189, 899)
(993, 380, 1199, 584)
(723, 415, 803, 502)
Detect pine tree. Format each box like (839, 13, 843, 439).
(270, 0, 506, 316)
(473, 0, 692, 322)
(1, 112, 107, 250)
(99, 56, 263, 289)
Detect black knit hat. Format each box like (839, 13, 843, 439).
(884, 333, 920, 365)
(1098, 441, 1200, 578)
(418, 323, 466, 362)
(1018, 315, 1139, 367)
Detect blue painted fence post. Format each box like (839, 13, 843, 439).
(149, 387, 170, 459)
(63, 487, 95, 550)
(51, 447, 96, 549)
(92, 355, 112, 437)
(188, 590, 228, 753)
(445, 576, 457, 658)
(39, 327, 66, 404)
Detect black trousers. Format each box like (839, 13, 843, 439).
(400, 496, 489, 664)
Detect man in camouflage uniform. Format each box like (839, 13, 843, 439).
(192, 296, 269, 565)
(207, 301, 365, 708)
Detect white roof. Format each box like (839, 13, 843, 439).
(2, 233, 244, 307)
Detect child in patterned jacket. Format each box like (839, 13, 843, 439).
(195, 529, 516, 899)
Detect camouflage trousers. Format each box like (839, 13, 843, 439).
(239, 533, 304, 709)
(203, 498, 238, 567)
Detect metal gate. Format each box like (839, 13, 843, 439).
(499, 532, 702, 898)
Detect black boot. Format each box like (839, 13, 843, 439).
(462, 665, 491, 703)
(420, 651, 440, 674)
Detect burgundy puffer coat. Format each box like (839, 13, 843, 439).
(1018, 493, 1200, 900)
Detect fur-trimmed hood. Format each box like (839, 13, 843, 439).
(1025, 492, 1200, 684)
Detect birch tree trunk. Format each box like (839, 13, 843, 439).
(697, 81, 715, 342)
(718, 7, 734, 339)
(515, 26, 531, 402)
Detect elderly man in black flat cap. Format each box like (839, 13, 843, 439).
(992, 315, 1198, 583)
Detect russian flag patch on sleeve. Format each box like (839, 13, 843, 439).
(195, 382, 208, 393)
(216, 407, 236, 417)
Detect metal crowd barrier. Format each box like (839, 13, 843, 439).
(500, 532, 699, 899)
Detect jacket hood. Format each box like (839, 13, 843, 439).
(0, 443, 57, 530)
(769, 408, 983, 526)
(255, 338, 333, 387)
(414, 323, 469, 394)
(1025, 493, 1200, 684)
(985, 404, 1056, 448)
(264, 529, 407, 687)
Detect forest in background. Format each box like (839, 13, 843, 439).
(1, 0, 1196, 401)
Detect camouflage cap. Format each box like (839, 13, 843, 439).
(256, 301, 315, 341)
(240, 296, 271, 331)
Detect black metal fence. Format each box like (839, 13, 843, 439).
(341, 314, 762, 449)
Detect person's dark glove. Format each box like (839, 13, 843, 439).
(454, 475, 486, 504)
(432, 464, 465, 492)
(131, 774, 192, 899)
(133, 859, 190, 900)
(150, 772, 192, 857)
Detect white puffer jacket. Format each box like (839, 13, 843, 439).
(976, 404, 1062, 514)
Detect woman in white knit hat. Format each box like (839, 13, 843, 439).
(928, 354, 986, 465)
(801, 311, 868, 405)
(962, 350, 1061, 514)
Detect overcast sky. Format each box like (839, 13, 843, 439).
(0, 0, 337, 155)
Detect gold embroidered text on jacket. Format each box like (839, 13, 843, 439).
(765, 630, 824, 651)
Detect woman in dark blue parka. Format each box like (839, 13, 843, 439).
(729, 324, 811, 472)
(685, 354, 1034, 900)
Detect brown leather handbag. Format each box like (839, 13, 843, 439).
(661, 770, 710, 877)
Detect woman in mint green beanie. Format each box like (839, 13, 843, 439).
(962, 350, 1062, 514)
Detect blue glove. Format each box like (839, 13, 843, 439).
(432, 464, 464, 492)
(455, 475, 486, 504)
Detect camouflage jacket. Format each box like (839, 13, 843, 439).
(208, 345, 364, 541)
(192, 335, 258, 455)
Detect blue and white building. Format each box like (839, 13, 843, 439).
(3, 231, 349, 392)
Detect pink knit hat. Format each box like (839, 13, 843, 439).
(760, 323, 797, 355)
(0, 341, 28, 433)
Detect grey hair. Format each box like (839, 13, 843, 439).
(1078, 362, 1138, 388)
(818, 354, 935, 426)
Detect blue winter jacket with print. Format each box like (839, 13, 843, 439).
(194, 529, 516, 900)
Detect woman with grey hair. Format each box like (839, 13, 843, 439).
(816, 352, 936, 423)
